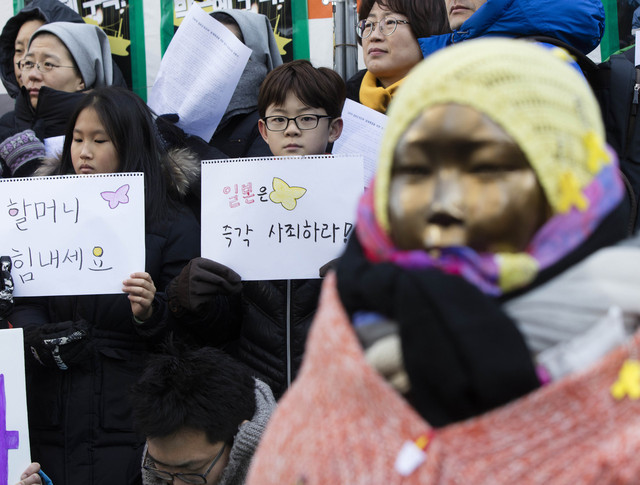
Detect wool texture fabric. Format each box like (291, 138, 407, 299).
(246, 273, 640, 484)
(358, 70, 403, 113)
(30, 22, 113, 89)
(0, 129, 45, 175)
(358, 38, 623, 295)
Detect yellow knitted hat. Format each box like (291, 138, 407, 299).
(374, 38, 611, 233)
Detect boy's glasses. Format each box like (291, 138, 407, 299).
(142, 443, 226, 484)
(18, 59, 76, 73)
(263, 114, 333, 132)
(357, 17, 410, 39)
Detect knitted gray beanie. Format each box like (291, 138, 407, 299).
(29, 21, 113, 89)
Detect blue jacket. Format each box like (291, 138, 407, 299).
(419, 0, 605, 57)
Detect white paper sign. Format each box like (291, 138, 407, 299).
(0, 174, 145, 297)
(0, 328, 31, 485)
(201, 155, 364, 280)
(332, 99, 388, 186)
(148, 3, 252, 141)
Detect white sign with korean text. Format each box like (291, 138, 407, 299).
(201, 155, 364, 280)
(0, 328, 31, 485)
(0, 174, 145, 297)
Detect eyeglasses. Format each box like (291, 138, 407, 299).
(18, 59, 76, 73)
(263, 114, 333, 132)
(357, 17, 410, 39)
(142, 443, 227, 484)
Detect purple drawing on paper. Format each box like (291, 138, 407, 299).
(101, 184, 130, 209)
(0, 374, 19, 485)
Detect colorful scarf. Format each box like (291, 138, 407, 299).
(359, 39, 625, 296)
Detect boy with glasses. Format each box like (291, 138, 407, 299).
(257, 59, 344, 157)
(166, 60, 347, 399)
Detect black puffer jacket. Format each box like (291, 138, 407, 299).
(0, 86, 83, 140)
(170, 276, 321, 399)
(209, 110, 271, 159)
(0, 87, 86, 177)
(8, 154, 201, 485)
(237, 279, 322, 398)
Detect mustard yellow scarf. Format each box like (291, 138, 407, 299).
(359, 70, 404, 114)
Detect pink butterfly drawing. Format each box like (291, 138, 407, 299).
(101, 184, 130, 209)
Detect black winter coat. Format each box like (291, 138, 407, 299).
(0, 87, 86, 177)
(209, 110, 271, 159)
(172, 277, 322, 399)
(9, 205, 200, 485)
(237, 278, 322, 398)
(345, 69, 367, 105)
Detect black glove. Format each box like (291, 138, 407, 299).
(0, 256, 14, 320)
(155, 113, 185, 151)
(319, 258, 340, 277)
(24, 320, 91, 370)
(167, 258, 242, 316)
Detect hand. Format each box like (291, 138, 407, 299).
(319, 258, 339, 277)
(168, 258, 242, 315)
(0, 129, 45, 176)
(16, 463, 42, 485)
(123, 272, 156, 321)
(365, 333, 409, 394)
(155, 113, 186, 150)
(24, 320, 91, 370)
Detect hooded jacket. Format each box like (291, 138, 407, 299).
(9, 151, 201, 485)
(418, 0, 605, 56)
(0, 0, 83, 99)
(32, 22, 113, 89)
(208, 9, 282, 158)
(1, 21, 117, 177)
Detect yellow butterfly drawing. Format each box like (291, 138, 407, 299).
(269, 177, 307, 211)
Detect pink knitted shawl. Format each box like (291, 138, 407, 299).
(247, 273, 640, 484)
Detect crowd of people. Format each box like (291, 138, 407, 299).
(1, 0, 640, 484)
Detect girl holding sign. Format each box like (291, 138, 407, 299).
(9, 86, 200, 485)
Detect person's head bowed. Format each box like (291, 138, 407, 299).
(20, 22, 112, 107)
(357, 38, 625, 295)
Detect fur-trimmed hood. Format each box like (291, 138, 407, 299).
(34, 147, 201, 200)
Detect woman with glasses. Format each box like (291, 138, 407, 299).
(0, 22, 114, 178)
(346, 0, 449, 114)
(0, 0, 84, 101)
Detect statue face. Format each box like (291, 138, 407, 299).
(388, 103, 549, 254)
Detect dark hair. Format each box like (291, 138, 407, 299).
(358, 0, 450, 44)
(258, 60, 346, 119)
(58, 86, 170, 224)
(210, 12, 245, 44)
(130, 344, 256, 445)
